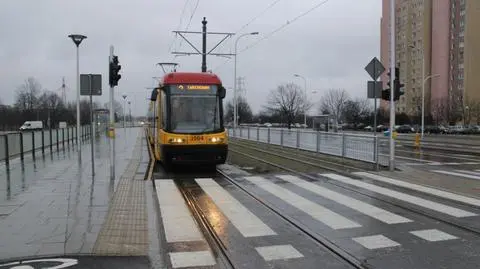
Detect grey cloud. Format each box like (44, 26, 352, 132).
(0, 0, 381, 115)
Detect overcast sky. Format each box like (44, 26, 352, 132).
(0, 0, 381, 116)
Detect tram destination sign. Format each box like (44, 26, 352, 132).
(170, 84, 218, 95)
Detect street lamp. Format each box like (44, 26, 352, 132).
(128, 101, 131, 127)
(294, 74, 307, 128)
(122, 94, 127, 128)
(421, 74, 440, 137)
(68, 34, 87, 158)
(465, 106, 470, 126)
(234, 32, 259, 130)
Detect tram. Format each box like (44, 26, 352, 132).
(147, 72, 228, 166)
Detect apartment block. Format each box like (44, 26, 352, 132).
(380, 0, 480, 124)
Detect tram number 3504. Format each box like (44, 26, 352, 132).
(191, 135, 204, 141)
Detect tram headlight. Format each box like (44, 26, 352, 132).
(168, 138, 185, 144)
(209, 137, 224, 143)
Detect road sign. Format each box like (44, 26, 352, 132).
(367, 81, 383, 98)
(80, 74, 102, 96)
(365, 57, 385, 81)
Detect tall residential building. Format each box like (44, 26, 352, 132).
(380, 0, 480, 124)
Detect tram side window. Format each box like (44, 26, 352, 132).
(161, 91, 167, 128)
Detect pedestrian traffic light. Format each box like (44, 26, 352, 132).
(109, 55, 121, 87)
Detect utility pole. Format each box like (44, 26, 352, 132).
(389, 0, 396, 171)
(202, 18, 207, 72)
(171, 17, 234, 72)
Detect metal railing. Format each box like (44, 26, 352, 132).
(229, 127, 389, 166)
(0, 125, 96, 164)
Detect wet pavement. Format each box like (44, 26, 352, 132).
(0, 128, 148, 261)
(151, 164, 480, 269)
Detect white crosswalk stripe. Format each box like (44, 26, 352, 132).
(244, 176, 361, 230)
(276, 174, 412, 224)
(195, 178, 276, 237)
(409, 229, 458, 242)
(155, 180, 217, 268)
(455, 170, 480, 177)
(354, 172, 480, 207)
(155, 180, 204, 243)
(352, 235, 400, 249)
(322, 173, 476, 218)
(432, 170, 480, 181)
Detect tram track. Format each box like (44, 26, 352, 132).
(227, 139, 480, 238)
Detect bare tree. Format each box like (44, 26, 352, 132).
(318, 88, 349, 126)
(225, 96, 253, 124)
(15, 77, 41, 111)
(264, 83, 307, 129)
(343, 98, 372, 127)
(431, 97, 449, 125)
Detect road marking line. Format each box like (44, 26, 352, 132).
(169, 251, 216, 268)
(244, 176, 361, 230)
(195, 178, 277, 237)
(323, 174, 476, 218)
(455, 170, 480, 177)
(433, 170, 480, 181)
(352, 235, 400, 249)
(409, 229, 458, 242)
(155, 180, 204, 243)
(354, 172, 480, 207)
(255, 244, 304, 261)
(277, 174, 412, 224)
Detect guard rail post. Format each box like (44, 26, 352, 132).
(20, 132, 24, 160)
(267, 128, 271, 144)
(4, 135, 9, 166)
(56, 128, 59, 151)
(62, 128, 65, 149)
(280, 129, 284, 146)
(296, 129, 300, 149)
(49, 128, 53, 153)
(256, 128, 260, 141)
(41, 130, 45, 155)
(31, 131, 35, 159)
(316, 131, 320, 154)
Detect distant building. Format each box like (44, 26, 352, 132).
(380, 0, 480, 124)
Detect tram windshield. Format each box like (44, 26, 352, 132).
(170, 95, 221, 133)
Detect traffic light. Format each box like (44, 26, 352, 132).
(393, 67, 405, 101)
(109, 55, 121, 87)
(382, 68, 393, 101)
(382, 66, 404, 101)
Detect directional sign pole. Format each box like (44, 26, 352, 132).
(365, 57, 385, 168)
(89, 74, 95, 176)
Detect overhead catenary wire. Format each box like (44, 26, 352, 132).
(175, 0, 200, 54)
(239, 0, 331, 53)
(212, 0, 332, 71)
(234, 0, 282, 35)
(168, 0, 191, 54)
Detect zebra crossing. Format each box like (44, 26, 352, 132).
(432, 169, 480, 181)
(154, 171, 480, 268)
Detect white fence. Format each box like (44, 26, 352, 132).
(229, 127, 389, 166)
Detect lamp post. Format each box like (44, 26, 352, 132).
(421, 74, 440, 137)
(128, 101, 131, 127)
(68, 34, 87, 159)
(234, 32, 259, 131)
(294, 74, 307, 127)
(122, 94, 127, 128)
